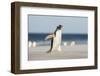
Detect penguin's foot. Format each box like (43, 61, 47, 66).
(57, 47, 62, 52)
(58, 50, 62, 52)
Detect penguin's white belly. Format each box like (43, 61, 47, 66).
(52, 30, 62, 51)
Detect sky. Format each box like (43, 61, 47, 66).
(28, 15, 88, 34)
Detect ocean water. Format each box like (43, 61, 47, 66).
(28, 33, 88, 46)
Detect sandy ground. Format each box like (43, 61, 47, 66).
(28, 44, 88, 61)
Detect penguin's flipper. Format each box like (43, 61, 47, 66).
(45, 34, 55, 40)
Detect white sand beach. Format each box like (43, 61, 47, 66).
(28, 44, 88, 61)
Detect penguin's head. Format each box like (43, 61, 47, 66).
(57, 25, 63, 30)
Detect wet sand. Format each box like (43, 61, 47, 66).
(28, 44, 88, 61)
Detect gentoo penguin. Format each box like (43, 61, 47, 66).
(45, 25, 63, 53)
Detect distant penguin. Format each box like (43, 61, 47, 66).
(32, 41, 37, 47)
(28, 41, 32, 47)
(45, 25, 63, 53)
(70, 41, 75, 46)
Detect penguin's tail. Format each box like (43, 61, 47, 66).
(45, 34, 55, 40)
